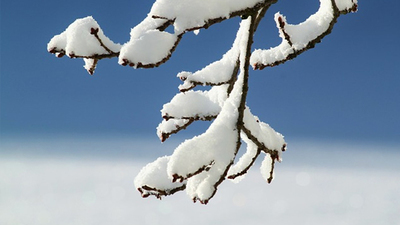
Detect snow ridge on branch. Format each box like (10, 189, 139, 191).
(47, 0, 357, 204)
(138, 11, 287, 204)
(251, 0, 358, 69)
(47, 16, 121, 75)
(47, 1, 276, 74)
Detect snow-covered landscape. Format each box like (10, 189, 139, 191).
(1, 137, 399, 225)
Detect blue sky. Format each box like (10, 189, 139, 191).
(1, 0, 399, 144)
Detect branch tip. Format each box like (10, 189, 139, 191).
(90, 27, 99, 35)
(277, 16, 285, 28)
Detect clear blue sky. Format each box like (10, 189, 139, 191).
(1, 0, 399, 144)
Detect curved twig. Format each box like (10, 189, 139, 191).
(252, 0, 358, 69)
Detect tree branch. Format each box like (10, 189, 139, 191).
(252, 0, 358, 70)
(138, 184, 186, 199)
(121, 0, 278, 70)
(192, 11, 262, 204)
(227, 148, 261, 180)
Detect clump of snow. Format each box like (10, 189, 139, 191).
(47, 16, 121, 57)
(283, 0, 334, 50)
(176, 18, 246, 92)
(156, 118, 190, 141)
(251, 41, 294, 67)
(177, 48, 239, 91)
(83, 58, 96, 72)
(227, 107, 286, 184)
(161, 88, 223, 120)
(335, 0, 358, 12)
(228, 132, 259, 183)
(118, 17, 177, 67)
(149, 0, 265, 33)
(117, 0, 272, 68)
(119, 29, 178, 67)
(134, 156, 186, 197)
(167, 81, 243, 179)
(244, 107, 286, 153)
(167, 70, 244, 202)
(260, 153, 273, 182)
(250, 0, 357, 68)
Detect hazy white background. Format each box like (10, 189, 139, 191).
(1, 137, 399, 225)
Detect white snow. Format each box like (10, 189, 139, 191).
(47, 16, 121, 73)
(335, 0, 358, 12)
(227, 132, 259, 183)
(48, 0, 357, 73)
(117, 16, 177, 66)
(177, 47, 238, 91)
(160, 87, 225, 120)
(118, 0, 265, 67)
(251, 41, 294, 67)
(119, 29, 178, 67)
(176, 23, 242, 92)
(48, 0, 357, 72)
(134, 156, 186, 197)
(284, 0, 334, 50)
(47, 16, 121, 57)
(163, 18, 254, 202)
(46, 0, 359, 206)
(260, 153, 273, 182)
(250, 0, 357, 68)
(149, 0, 265, 33)
(243, 107, 286, 152)
(47, 2, 294, 204)
(83, 58, 96, 72)
(156, 118, 190, 140)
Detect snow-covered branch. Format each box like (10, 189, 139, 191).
(47, 16, 121, 75)
(47, 1, 279, 74)
(227, 132, 261, 181)
(48, 0, 357, 204)
(137, 10, 288, 204)
(135, 156, 187, 199)
(251, 0, 358, 69)
(118, 0, 279, 70)
(156, 118, 193, 142)
(177, 60, 239, 92)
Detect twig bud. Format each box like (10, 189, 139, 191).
(90, 27, 99, 35)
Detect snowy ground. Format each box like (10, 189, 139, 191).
(1, 137, 399, 225)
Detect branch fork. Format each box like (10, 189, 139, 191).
(48, 0, 357, 204)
